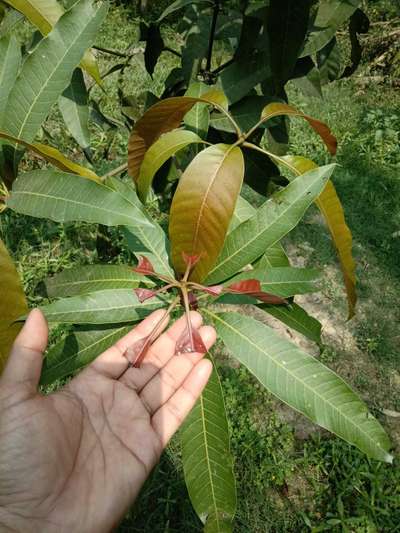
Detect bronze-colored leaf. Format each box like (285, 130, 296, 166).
(260, 102, 337, 155)
(169, 143, 244, 282)
(127, 90, 228, 181)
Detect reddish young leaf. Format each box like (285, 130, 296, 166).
(182, 251, 201, 270)
(200, 284, 224, 296)
(134, 288, 157, 302)
(123, 336, 151, 367)
(227, 279, 262, 294)
(133, 255, 155, 275)
(176, 325, 207, 354)
(226, 279, 287, 304)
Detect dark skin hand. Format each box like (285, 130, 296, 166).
(0, 309, 215, 532)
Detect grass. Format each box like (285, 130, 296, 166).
(1, 2, 400, 531)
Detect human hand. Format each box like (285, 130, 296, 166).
(0, 309, 215, 532)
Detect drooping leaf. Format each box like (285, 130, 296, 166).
(260, 103, 337, 155)
(258, 302, 322, 344)
(58, 68, 91, 151)
(0, 131, 100, 182)
(180, 362, 236, 531)
(225, 266, 321, 298)
(38, 289, 165, 324)
(169, 144, 244, 282)
(46, 265, 153, 299)
(3, 0, 107, 162)
(2, 0, 103, 84)
(134, 288, 157, 303)
(7, 170, 152, 228)
(0, 34, 21, 126)
(40, 323, 133, 385)
(211, 311, 393, 463)
(340, 8, 369, 79)
(300, 0, 360, 57)
(143, 23, 164, 77)
(184, 82, 211, 139)
(157, 0, 212, 22)
(206, 164, 335, 284)
(266, 0, 311, 92)
(0, 238, 28, 371)
(128, 91, 228, 180)
(137, 129, 204, 202)
(282, 155, 356, 318)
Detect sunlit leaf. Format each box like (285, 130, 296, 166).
(0, 238, 28, 371)
(46, 264, 153, 299)
(7, 170, 152, 228)
(157, 0, 212, 22)
(3, 0, 107, 166)
(38, 289, 165, 324)
(169, 144, 244, 282)
(282, 155, 356, 319)
(3, 0, 103, 84)
(40, 323, 133, 385)
(260, 102, 337, 155)
(127, 90, 228, 180)
(0, 130, 100, 182)
(184, 82, 211, 140)
(211, 311, 393, 463)
(58, 68, 91, 152)
(137, 129, 204, 202)
(206, 164, 335, 284)
(181, 361, 236, 531)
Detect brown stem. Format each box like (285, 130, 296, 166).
(100, 163, 128, 181)
(205, 0, 220, 72)
(181, 287, 194, 351)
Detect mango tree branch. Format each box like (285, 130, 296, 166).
(205, 0, 220, 72)
(242, 141, 300, 176)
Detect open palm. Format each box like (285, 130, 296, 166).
(0, 309, 215, 533)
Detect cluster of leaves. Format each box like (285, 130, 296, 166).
(0, 0, 393, 531)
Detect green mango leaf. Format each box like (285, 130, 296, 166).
(0, 130, 100, 182)
(260, 102, 337, 155)
(104, 177, 174, 278)
(3, 0, 107, 160)
(46, 265, 153, 299)
(282, 155, 356, 319)
(266, 0, 311, 91)
(41, 323, 133, 385)
(181, 361, 236, 532)
(7, 170, 152, 228)
(258, 302, 322, 344)
(0, 34, 21, 126)
(58, 68, 91, 151)
(137, 129, 204, 202)
(169, 144, 244, 282)
(181, 13, 210, 83)
(300, 0, 359, 58)
(317, 37, 342, 84)
(0, 238, 28, 371)
(38, 289, 165, 324)
(220, 51, 270, 105)
(128, 90, 228, 180)
(225, 266, 321, 298)
(210, 95, 272, 134)
(184, 82, 211, 139)
(256, 243, 290, 268)
(211, 311, 393, 463)
(157, 0, 212, 22)
(3, 0, 103, 84)
(206, 164, 335, 284)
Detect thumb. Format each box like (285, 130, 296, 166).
(1, 309, 48, 393)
